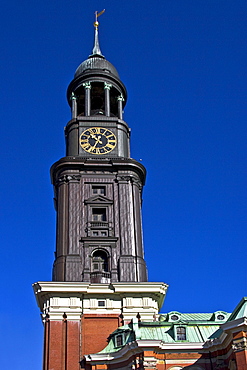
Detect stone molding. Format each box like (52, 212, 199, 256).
(222, 316, 247, 332)
(57, 174, 81, 185)
(232, 337, 247, 352)
(143, 358, 157, 368)
(115, 174, 142, 189)
(33, 281, 168, 323)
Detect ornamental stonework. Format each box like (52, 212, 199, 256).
(232, 337, 247, 352)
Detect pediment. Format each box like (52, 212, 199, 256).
(85, 195, 113, 204)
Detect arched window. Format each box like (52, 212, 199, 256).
(92, 250, 108, 273)
(176, 326, 186, 341)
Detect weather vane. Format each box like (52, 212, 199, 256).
(94, 9, 105, 29)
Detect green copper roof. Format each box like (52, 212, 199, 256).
(90, 299, 247, 357)
(97, 311, 232, 355)
(139, 323, 223, 343)
(159, 311, 230, 323)
(227, 297, 247, 321)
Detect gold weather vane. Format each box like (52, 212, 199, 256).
(94, 9, 105, 29)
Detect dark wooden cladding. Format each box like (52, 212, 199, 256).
(51, 157, 147, 282)
(51, 46, 148, 283)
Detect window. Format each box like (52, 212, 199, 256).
(115, 334, 123, 347)
(92, 208, 106, 221)
(92, 230, 108, 237)
(92, 250, 108, 272)
(176, 326, 186, 341)
(98, 300, 105, 307)
(92, 186, 106, 196)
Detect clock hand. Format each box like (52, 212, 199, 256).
(90, 133, 103, 145)
(92, 135, 102, 149)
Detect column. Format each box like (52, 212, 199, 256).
(83, 82, 91, 116)
(117, 94, 124, 120)
(70, 92, 77, 119)
(104, 82, 112, 117)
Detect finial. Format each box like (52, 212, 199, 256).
(94, 9, 105, 29)
(91, 9, 105, 57)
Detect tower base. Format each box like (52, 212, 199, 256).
(33, 281, 168, 370)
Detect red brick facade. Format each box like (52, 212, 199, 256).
(42, 314, 121, 370)
(81, 314, 120, 355)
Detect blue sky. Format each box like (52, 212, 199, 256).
(1, 1, 247, 369)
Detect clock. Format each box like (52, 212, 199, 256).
(79, 127, 117, 155)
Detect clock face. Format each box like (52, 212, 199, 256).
(79, 127, 117, 155)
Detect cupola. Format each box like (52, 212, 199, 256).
(67, 20, 127, 119)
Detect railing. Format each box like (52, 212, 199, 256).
(91, 271, 111, 278)
(89, 221, 109, 228)
(90, 271, 111, 283)
(86, 221, 114, 237)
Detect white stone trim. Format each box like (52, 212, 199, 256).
(33, 281, 167, 323)
(165, 357, 205, 366)
(136, 339, 204, 351)
(222, 317, 247, 332)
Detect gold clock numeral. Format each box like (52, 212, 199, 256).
(106, 143, 115, 149)
(89, 127, 100, 134)
(81, 143, 90, 151)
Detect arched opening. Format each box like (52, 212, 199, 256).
(91, 82, 105, 115)
(92, 250, 108, 272)
(110, 86, 120, 117)
(91, 249, 110, 283)
(73, 82, 123, 118)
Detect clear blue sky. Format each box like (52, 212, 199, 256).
(1, 1, 246, 369)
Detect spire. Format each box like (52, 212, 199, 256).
(90, 10, 105, 58)
(91, 27, 103, 56)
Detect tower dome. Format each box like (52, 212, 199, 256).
(74, 16, 120, 79)
(67, 22, 127, 119)
(74, 55, 120, 79)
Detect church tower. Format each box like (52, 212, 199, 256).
(51, 20, 147, 284)
(33, 15, 167, 370)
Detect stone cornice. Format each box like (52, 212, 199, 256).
(202, 317, 247, 353)
(138, 339, 204, 351)
(84, 340, 141, 364)
(84, 339, 205, 366)
(222, 316, 247, 333)
(50, 156, 146, 185)
(33, 281, 168, 312)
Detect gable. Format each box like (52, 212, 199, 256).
(85, 195, 113, 204)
